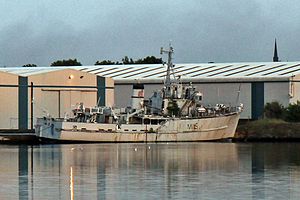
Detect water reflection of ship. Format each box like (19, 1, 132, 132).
(63, 143, 240, 199)
(4, 143, 300, 199)
(62, 143, 239, 170)
(3, 144, 240, 199)
(45, 144, 300, 199)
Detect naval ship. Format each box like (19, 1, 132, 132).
(35, 45, 243, 142)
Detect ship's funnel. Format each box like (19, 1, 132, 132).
(131, 83, 144, 110)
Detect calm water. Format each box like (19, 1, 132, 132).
(1, 143, 300, 200)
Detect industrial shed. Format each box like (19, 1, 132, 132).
(0, 68, 114, 130)
(75, 62, 300, 120)
(1, 61, 299, 126)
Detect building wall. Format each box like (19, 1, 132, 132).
(0, 69, 114, 130)
(114, 85, 133, 107)
(289, 75, 300, 104)
(195, 83, 252, 119)
(105, 77, 115, 107)
(28, 69, 112, 128)
(28, 70, 96, 129)
(115, 79, 300, 120)
(0, 72, 19, 129)
(264, 82, 290, 107)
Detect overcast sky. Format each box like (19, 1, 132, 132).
(0, 0, 299, 66)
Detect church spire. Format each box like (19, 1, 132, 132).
(273, 39, 279, 62)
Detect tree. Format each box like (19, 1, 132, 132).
(135, 56, 162, 64)
(95, 60, 115, 65)
(167, 100, 180, 117)
(22, 64, 37, 67)
(94, 55, 163, 65)
(51, 58, 82, 66)
(264, 101, 284, 119)
(284, 101, 300, 122)
(122, 56, 134, 64)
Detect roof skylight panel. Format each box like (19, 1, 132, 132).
(180, 66, 212, 76)
(245, 64, 286, 76)
(78, 67, 89, 71)
(207, 65, 240, 77)
(94, 67, 119, 75)
(224, 65, 265, 76)
(100, 67, 133, 77)
(123, 66, 162, 78)
(280, 64, 300, 75)
(143, 65, 183, 78)
(111, 67, 149, 78)
(191, 65, 229, 77)
(263, 64, 300, 76)
(172, 65, 201, 75)
(85, 67, 103, 73)
(146, 71, 166, 78)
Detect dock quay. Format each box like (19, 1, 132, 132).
(0, 129, 39, 144)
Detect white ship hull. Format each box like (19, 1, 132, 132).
(35, 113, 240, 142)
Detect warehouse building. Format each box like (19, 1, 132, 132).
(0, 68, 113, 130)
(75, 61, 300, 120)
(1, 60, 300, 130)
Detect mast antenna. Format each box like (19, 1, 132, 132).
(160, 43, 174, 98)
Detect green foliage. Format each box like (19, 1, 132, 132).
(51, 58, 82, 66)
(264, 101, 284, 119)
(95, 60, 115, 65)
(122, 56, 134, 64)
(135, 56, 162, 64)
(264, 101, 300, 122)
(285, 101, 300, 122)
(148, 128, 155, 133)
(94, 56, 162, 65)
(22, 64, 37, 67)
(235, 118, 296, 141)
(167, 100, 180, 117)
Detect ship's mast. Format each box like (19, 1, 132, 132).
(160, 43, 174, 98)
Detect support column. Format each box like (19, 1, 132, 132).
(97, 76, 106, 106)
(251, 82, 264, 120)
(18, 77, 28, 130)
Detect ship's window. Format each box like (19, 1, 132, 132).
(92, 108, 99, 113)
(124, 129, 129, 131)
(151, 119, 158, 124)
(132, 129, 137, 131)
(81, 128, 86, 131)
(159, 120, 166, 124)
(144, 118, 150, 124)
(108, 129, 112, 132)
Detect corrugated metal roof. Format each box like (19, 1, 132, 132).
(0, 67, 67, 76)
(75, 62, 300, 80)
(1, 61, 300, 80)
